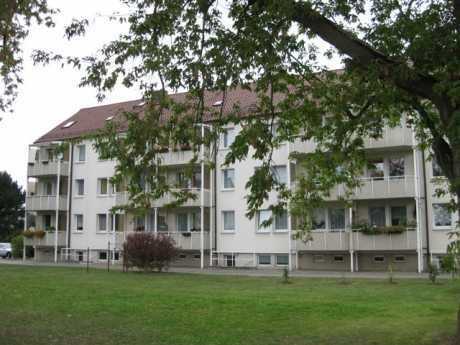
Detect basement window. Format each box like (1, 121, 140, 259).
(313, 255, 325, 263)
(373, 256, 385, 263)
(62, 121, 76, 128)
(99, 251, 108, 260)
(334, 255, 344, 263)
(394, 255, 406, 262)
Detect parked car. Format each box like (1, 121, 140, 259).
(0, 243, 12, 258)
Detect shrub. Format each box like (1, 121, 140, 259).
(123, 232, 178, 272)
(11, 235, 23, 258)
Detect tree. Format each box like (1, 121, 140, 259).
(0, 0, 55, 113)
(0, 171, 25, 241)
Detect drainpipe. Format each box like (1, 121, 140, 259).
(200, 124, 205, 269)
(412, 132, 423, 273)
(66, 142, 73, 257)
(54, 154, 61, 263)
(421, 149, 431, 261)
(349, 206, 354, 272)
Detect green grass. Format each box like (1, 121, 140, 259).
(0, 265, 459, 345)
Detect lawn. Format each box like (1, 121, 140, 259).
(0, 265, 459, 345)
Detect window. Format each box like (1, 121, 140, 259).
(257, 210, 271, 232)
(62, 121, 76, 128)
(75, 179, 84, 196)
(271, 165, 287, 184)
(394, 255, 406, 262)
(369, 207, 386, 227)
(157, 215, 168, 231)
(329, 208, 345, 231)
(179, 254, 187, 259)
(44, 182, 53, 195)
(223, 211, 235, 232)
(193, 254, 201, 259)
(97, 178, 108, 195)
(369, 159, 384, 180)
(176, 172, 189, 189)
(391, 206, 407, 226)
(222, 128, 235, 148)
(46, 149, 54, 162)
(177, 214, 188, 232)
(433, 204, 452, 228)
(222, 169, 235, 189)
(99, 251, 107, 260)
(224, 255, 235, 267)
(97, 214, 107, 232)
(373, 256, 385, 263)
(258, 255, 271, 265)
(389, 158, 404, 178)
(113, 252, 120, 261)
(111, 214, 124, 232)
(312, 209, 326, 230)
(276, 255, 289, 266)
(313, 255, 325, 263)
(43, 214, 52, 230)
(334, 255, 344, 262)
(75, 214, 83, 231)
(432, 157, 444, 177)
(191, 170, 202, 189)
(134, 216, 145, 231)
(77, 145, 86, 162)
(274, 210, 288, 231)
(191, 212, 201, 231)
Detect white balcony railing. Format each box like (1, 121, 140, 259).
(117, 230, 210, 250)
(23, 231, 66, 247)
(26, 195, 68, 211)
(329, 176, 417, 200)
(27, 161, 69, 177)
(296, 228, 417, 252)
(115, 189, 211, 208)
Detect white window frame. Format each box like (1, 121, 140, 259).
(97, 214, 108, 232)
(257, 209, 272, 233)
(76, 145, 86, 163)
(257, 254, 272, 265)
(271, 165, 288, 185)
(274, 210, 288, 232)
(75, 214, 84, 232)
(222, 211, 236, 233)
(222, 127, 235, 149)
(222, 168, 235, 190)
(97, 178, 109, 196)
(432, 203, 452, 230)
(75, 179, 84, 196)
(275, 254, 289, 266)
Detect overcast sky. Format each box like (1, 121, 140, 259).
(0, 0, 139, 188)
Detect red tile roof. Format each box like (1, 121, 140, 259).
(34, 84, 291, 144)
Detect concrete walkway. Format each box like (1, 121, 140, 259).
(0, 258, 441, 279)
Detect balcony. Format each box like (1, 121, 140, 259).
(297, 231, 350, 251)
(328, 176, 417, 200)
(290, 126, 413, 154)
(352, 228, 417, 251)
(159, 148, 210, 166)
(27, 161, 69, 177)
(115, 189, 211, 208)
(24, 231, 66, 247)
(26, 195, 67, 211)
(296, 228, 418, 252)
(117, 231, 209, 250)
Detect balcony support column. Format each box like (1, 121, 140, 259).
(54, 156, 61, 263)
(287, 142, 293, 271)
(209, 165, 214, 267)
(154, 207, 158, 233)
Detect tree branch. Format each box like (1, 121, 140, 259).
(259, 1, 445, 109)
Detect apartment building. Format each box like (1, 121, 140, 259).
(23, 89, 458, 272)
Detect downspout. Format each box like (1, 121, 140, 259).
(66, 142, 73, 253)
(421, 149, 431, 261)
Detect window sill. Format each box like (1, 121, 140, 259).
(221, 231, 235, 234)
(72, 231, 84, 234)
(256, 230, 271, 234)
(74, 195, 85, 199)
(96, 194, 110, 198)
(274, 229, 288, 233)
(75, 161, 85, 164)
(433, 227, 452, 231)
(221, 188, 235, 192)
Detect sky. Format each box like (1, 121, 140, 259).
(0, 0, 139, 188)
(0, 0, 341, 190)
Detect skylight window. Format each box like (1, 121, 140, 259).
(137, 101, 146, 107)
(212, 100, 223, 107)
(106, 116, 114, 121)
(62, 121, 76, 128)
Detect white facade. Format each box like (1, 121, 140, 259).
(24, 119, 458, 272)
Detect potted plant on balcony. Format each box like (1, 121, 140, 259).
(181, 232, 191, 237)
(34, 229, 46, 239)
(23, 230, 35, 238)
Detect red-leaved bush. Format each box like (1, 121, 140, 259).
(123, 232, 178, 272)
